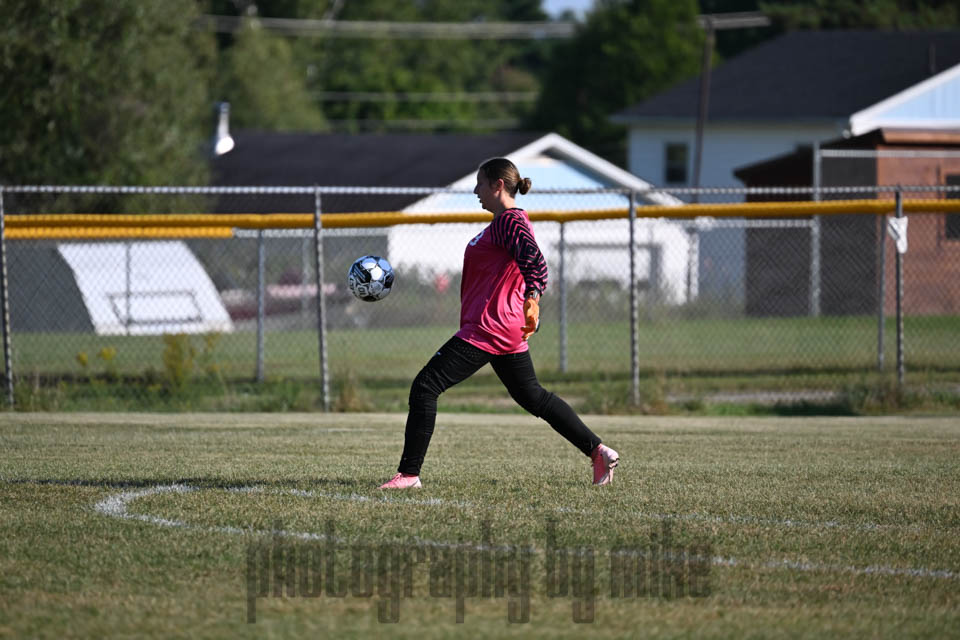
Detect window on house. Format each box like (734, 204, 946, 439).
(947, 175, 960, 240)
(664, 143, 688, 184)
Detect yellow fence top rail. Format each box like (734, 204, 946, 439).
(6, 227, 235, 240)
(6, 199, 960, 238)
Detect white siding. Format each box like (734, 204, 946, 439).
(626, 122, 842, 195)
(389, 155, 696, 303)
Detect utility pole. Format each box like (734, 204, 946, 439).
(690, 17, 715, 205)
(687, 12, 770, 304)
(690, 12, 770, 200)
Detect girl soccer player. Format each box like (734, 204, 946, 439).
(379, 157, 619, 489)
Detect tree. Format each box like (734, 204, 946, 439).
(697, 0, 776, 60)
(205, 0, 555, 133)
(528, 0, 704, 166)
(758, 0, 959, 30)
(213, 19, 327, 131)
(0, 0, 216, 185)
(283, 0, 549, 131)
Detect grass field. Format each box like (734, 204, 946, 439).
(13, 316, 960, 379)
(2, 412, 958, 638)
(8, 315, 960, 413)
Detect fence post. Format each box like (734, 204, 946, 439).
(685, 225, 698, 304)
(124, 242, 132, 334)
(558, 221, 567, 374)
(876, 213, 886, 372)
(300, 235, 311, 324)
(255, 230, 265, 383)
(628, 191, 639, 406)
(0, 189, 13, 407)
(313, 189, 330, 411)
(895, 188, 905, 387)
(810, 142, 822, 317)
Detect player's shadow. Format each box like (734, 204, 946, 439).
(5, 476, 364, 490)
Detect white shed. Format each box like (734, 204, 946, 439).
(57, 241, 233, 336)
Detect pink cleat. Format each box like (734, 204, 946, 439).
(379, 472, 422, 489)
(591, 444, 619, 486)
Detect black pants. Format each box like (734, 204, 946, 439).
(397, 336, 602, 476)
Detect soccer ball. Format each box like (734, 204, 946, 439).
(347, 255, 395, 302)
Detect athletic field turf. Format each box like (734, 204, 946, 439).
(2, 413, 958, 638)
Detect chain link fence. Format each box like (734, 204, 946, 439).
(1, 184, 958, 412)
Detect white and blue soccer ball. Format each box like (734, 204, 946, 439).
(347, 255, 395, 302)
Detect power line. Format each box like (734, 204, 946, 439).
(197, 15, 576, 39)
(697, 12, 770, 30)
(313, 91, 537, 103)
(198, 12, 770, 40)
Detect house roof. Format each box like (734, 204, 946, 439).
(212, 131, 544, 188)
(211, 131, 544, 212)
(732, 146, 815, 187)
(612, 30, 960, 123)
(211, 130, 679, 212)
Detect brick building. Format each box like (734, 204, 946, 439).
(734, 128, 960, 316)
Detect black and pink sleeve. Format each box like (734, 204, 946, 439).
(490, 209, 548, 296)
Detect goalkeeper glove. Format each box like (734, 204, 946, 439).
(521, 296, 540, 341)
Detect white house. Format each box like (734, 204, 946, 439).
(213, 130, 699, 304)
(391, 132, 695, 302)
(610, 30, 960, 308)
(611, 30, 960, 192)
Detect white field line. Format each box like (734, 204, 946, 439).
(93, 484, 958, 581)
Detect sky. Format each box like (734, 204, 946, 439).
(542, 0, 593, 19)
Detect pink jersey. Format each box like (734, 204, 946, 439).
(455, 208, 548, 354)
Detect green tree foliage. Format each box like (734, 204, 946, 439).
(697, 0, 960, 71)
(283, 0, 550, 131)
(0, 0, 215, 185)
(206, 0, 552, 133)
(213, 19, 327, 130)
(758, 0, 959, 29)
(697, 0, 776, 60)
(529, 0, 704, 166)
